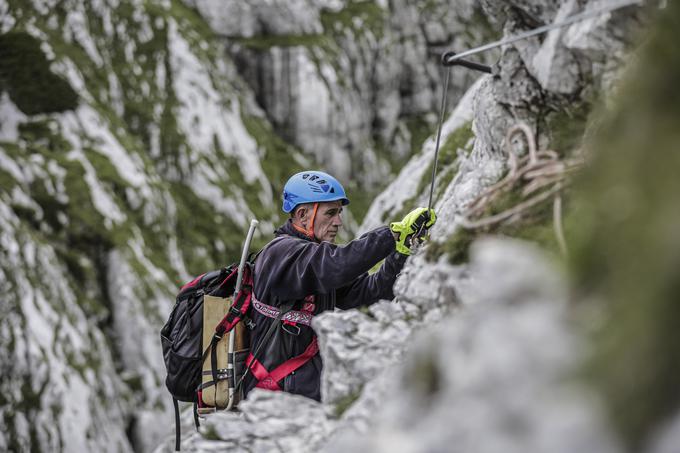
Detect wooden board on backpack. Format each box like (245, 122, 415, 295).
(201, 294, 230, 408)
(201, 294, 249, 409)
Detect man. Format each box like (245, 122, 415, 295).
(243, 170, 436, 401)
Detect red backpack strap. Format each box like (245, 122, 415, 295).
(214, 265, 254, 336)
(245, 337, 319, 391)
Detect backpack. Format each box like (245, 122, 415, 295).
(160, 233, 299, 451)
(160, 262, 255, 451)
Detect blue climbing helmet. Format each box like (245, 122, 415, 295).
(282, 170, 350, 213)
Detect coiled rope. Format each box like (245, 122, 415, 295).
(458, 124, 585, 255)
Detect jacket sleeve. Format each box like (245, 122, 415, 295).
(335, 249, 407, 309)
(258, 226, 397, 300)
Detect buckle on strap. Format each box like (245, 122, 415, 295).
(282, 323, 300, 336)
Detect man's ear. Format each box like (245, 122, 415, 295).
(294, 205, 308, 222)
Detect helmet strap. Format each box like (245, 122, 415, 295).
(308, 202, 319, 240)
(292, 202, 320, 241)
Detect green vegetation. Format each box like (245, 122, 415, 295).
(568, 3, 680, 447)
(425, 227, 476, 264)
(228, 1, 386, 54)
(0, 0, 339, 448)
(241, 113, 306, 201)
(231, 34, 328, 51)
(121, 372, 144, 393)
(402, 347, 442, 407)
(420, 96, 591, 266)
(425, 175, 575, 265)
(333, 387, 363, 418)
(0, 32, 79, 114)
(438, 121, 473, 166)
(201, 423, 220, 441)
(422, 107, 592, 264)
(542, 100, 592, 156)
(404, 116, 434, 166)
(343, 179, 374, 223)
(224, 1, 401, 228)
(320, 1, 385, 38)
(0, 154, 16, 189)
(170, 181, 244, 273)
(391, 122, 472, 225)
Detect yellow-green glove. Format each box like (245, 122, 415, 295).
(390, 207, 437, 255)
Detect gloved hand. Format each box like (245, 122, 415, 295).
(390, 207, 437, 255)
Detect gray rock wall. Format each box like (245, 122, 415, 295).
(0, 1, 494, 451)
(2, 1, 675, 453)
(191, 0, 498, 189)
(158, 1, 674, 452)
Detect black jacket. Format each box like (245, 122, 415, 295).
(244, 220, 407, 401)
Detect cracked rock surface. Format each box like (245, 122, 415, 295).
(160, 2, 665, 452)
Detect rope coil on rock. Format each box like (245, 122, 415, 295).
(421, 0, 639, 252)
(458, 123, 584, 255)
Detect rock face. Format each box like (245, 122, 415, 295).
(0, 1, 490, 451)
(190, 0, 498, 190)
(324, 239, 621, 453)
(167, 239, 618, 453)
(2, 1, 677, 453)
(155, 1, 676, 453)
(0, 1, 293, 451)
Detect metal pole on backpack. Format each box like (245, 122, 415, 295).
(225, 218, 259, 410)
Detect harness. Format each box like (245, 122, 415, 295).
(246, 295, 320, 391)
(246, 337, 319, 391)
(252, 297, 315, 326)
(244, 236, 324, 393)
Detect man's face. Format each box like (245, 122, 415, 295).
(313, 201, 343, 243)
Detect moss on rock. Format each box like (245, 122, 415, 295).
(542, 99, 592, 156)
(320, 1, 385, 38)
(568, 3, 680, 447)
(0, 32, 78, 115)
(438, 120, 473, 167)
(333, 387, 363, 418)
(425, 227, 476, 264)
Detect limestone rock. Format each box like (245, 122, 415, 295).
(192, 0, 497, 193)
(1, 1, 670, 453)
(322, 239, 621, 453)
(187, 0, 326, 38)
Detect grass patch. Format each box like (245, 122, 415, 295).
(333, 387, 363, 418)
(0, 31, 79, 114)
(568, 3, 680, 447)
(320, 1, 386, 38)
(201, 423, 221, 441)
(170, 182, 244, 274)
(344, 179, 374, 224)
(241, 113, 306, 197)
(425, 185, 572, 264)
(425, 227, 476, 264)
(543, 100, 592, 156)
(438, 121, 473, 166)
(231, 34, 327, 51)
(401, 115, 434, 167)
(390, 122, 473, 223)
